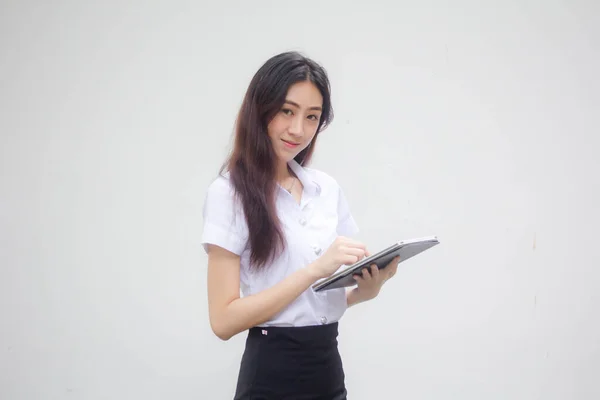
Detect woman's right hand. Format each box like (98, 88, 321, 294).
(307, 236, 368, 280)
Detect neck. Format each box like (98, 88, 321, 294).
(275, 160, 291, 182)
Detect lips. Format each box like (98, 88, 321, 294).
(282, 139, 300, 148)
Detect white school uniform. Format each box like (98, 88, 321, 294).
(201, 159, 359, 327)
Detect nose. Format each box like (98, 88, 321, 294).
(288, 115, 304, 137)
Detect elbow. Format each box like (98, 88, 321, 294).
(213, 327, 233, 341)
(210, 319, 234, 341)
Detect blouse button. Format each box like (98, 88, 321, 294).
(320, 316, 328, 325)
(299, 218, 307, 226)
(313, 246, 322, 256)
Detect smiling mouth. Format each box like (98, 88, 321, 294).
(282, 139, 300, 146)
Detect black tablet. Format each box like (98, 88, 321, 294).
(311, 235, 439, 292)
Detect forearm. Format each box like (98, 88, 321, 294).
(346, 287, 370, 308)
(346, 288, 360, 308)
(212, 264, 320, 340)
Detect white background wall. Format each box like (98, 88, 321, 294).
(1, 1, 599, 399)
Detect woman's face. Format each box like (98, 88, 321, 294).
(267, 80, 323, 164)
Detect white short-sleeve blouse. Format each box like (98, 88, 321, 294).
(201, 159, 359, 327)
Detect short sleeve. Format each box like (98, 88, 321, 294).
(201, 176, 249, 255)
(336, 185, 359, 237)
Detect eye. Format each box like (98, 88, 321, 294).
(281, 108, 293, 116)
(307, 114, 320, 121)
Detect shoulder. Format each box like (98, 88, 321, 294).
(205, 172, 236, 198)
(302, 167, 359, 235)
(302, 166, 342, 194)
(201, 173, 249, 254)
(203, 173, 243, 218)
(303, 165, 359, 235)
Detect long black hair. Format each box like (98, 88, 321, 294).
(221, 51, 334, 270)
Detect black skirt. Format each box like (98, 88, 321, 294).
(234, 322, 347, 400)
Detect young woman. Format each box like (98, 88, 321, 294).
(201, 51, 399, 399)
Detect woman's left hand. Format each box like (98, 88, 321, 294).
(350, 256, 400, 303)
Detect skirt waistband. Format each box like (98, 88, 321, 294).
(249, 322, 339, 347)
(250, 321, 339, 334)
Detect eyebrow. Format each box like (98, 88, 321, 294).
(284, 100, 322, 111)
